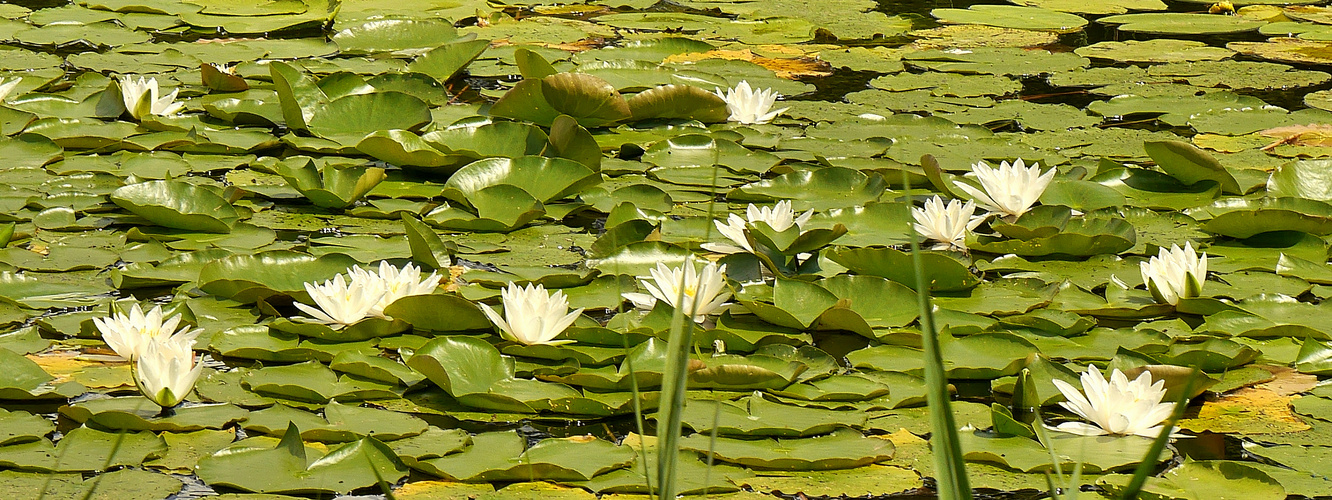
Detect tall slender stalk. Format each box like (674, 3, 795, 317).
(905, 170, 972, 499)
(655, 148, 722, 500)
(1033, 405, 1082, 500)
(75, 428, 131, 500)
(620, 321, 652, 494)
(1118, 372, 1196, 500)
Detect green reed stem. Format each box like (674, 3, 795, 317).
(1119, 372, 1196, 500)
(620, 321, 652, 494)
(904, 170, 972, 500)
(655, 148, 722, 500)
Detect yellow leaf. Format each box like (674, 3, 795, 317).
(1259, 123, 1332, 150)
(1178, 387, 1311, 434)
(909, 25, 1058, 50)
(533, 4, 609, 16)
(1255, 365, 1318, 396)
(28, 350, 125, 384)
(394, 480, 495, 500)
(663, 49, 832, 79)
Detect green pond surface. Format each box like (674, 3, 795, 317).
(4, 0, 1332, 498)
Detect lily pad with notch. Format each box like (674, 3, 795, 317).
(827, 246, 979, 292)
(243, 401, 427, 442)
(59, 397, 248, 432)
(680, 428, 893, 470)
(406, 336, 583, 413)
(198, 251, 360, 304)
(194, 423, 408, 494)
(413, 430, 635, 482)
(443, 156, 599, 207)
(678, 392, 868, 437)
(272, 156, 385, 209)
(729, 167, 887, 212)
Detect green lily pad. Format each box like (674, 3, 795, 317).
(270, 316, 410, 342)
(407, 38, 491, 82)
(443, 156, 599, 206)
(827, 246, 979, 292)
(679, 392, 868, 437)
(198, 251, 360, 303)
(110, 180, 238, 233)
(59, 397, 248, 432)
(406, 336, 582, 413)
(414, 431, 635, 482)
(491, 73, 632, 128)
(1099, 460, 1284, 500)
(0, 347, 85, 400)
(847, 332, 1038, 379)
(1145, 140, 1242, 195)
(680, 429, 893, 470)
(573, 447, 750, 495)
(244, 361, 398, 404)
(423, 120, 549, 162)
(730, 167, 887, 211)
(970, 216, 1137, 257)
(931, 5, 1088, 32)
(243, 401, 427, 442)
(356, 129, 456, 168)
(145, 428, 238, 473)
(626, 84, 728, 123)
(1075, 39, 1235, 63)
(195, 423, 408, 494)
(307, 91, 432, 144)
(0, 408, 53, 446)
(1188, 197, 1332, 238)
(1267, 159, 1332, 201)
(0, 426, 165, 472)
(272, 156, 385, 209)
(1098, 13, 1266, 35)
(962, 431, 1167, 473)
(330, 349, 426, 386)
(332, 18, 465, 56)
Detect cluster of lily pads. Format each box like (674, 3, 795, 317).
(2, 0, 1332, 499)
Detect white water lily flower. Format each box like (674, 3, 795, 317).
(913, 196, 985, 251)
(207, 63, 236, 75)
(294, 274, 386, 328)
(1051, 366, 1176, 438)
(134, 340, 204, 409)
(478, 283, 584, 346)
(1140, 242, 1207, 306)
(952, 159, 1055, 219)
(348, 261, 442, 317)
(92, 304, 203, 361)
(622, 259, 732, 322)
(713, 80, 789, 125)
(119, 75, 184, 120)
(0, 77, 21, 102)
(704, 200, 815, 254)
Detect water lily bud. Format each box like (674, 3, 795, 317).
(119, 75, 184, 120)
(703, 201, 814, 254)
(134, 341, 204, 409)
(1139, 242, 1208, 306)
